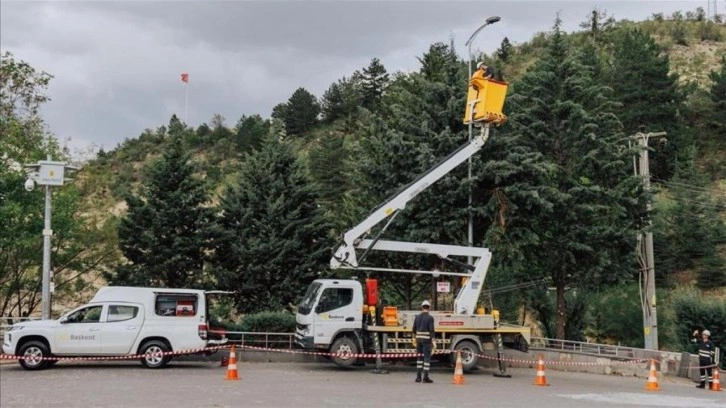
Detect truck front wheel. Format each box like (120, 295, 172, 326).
(451, 340, 479, 371)
(18, 340, 52, 370)
(330, 336, 359, 368)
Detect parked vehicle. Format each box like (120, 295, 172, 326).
(2, 286, 227, 370)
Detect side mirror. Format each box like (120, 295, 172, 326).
(60, 317, 68, 324)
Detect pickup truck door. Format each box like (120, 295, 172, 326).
(313, 286, 359, 345)
(54, 304, 104, 355)
(101, 304, 144, 354)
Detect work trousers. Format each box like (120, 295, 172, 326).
(416, 342, 432, 378)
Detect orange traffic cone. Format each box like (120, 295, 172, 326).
(225, 345, 239, 381)
(452, 351, 465, 385)
(711, 367, 722, 392)
(644, 359, 660, 391)
(533, 354, 549, 386)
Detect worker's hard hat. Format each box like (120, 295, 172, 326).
(477, 62, 485, 69)
(421, 300, 431, 308)
(703, 329, 710, 337)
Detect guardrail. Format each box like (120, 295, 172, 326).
(530, 336, 639, 359)
(222, 331, 295, 350)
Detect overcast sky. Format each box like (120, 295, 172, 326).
(0, 0, 713, 157)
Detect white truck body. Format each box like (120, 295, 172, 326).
(3, 286, 226, 370)
(296, 123, 531, 373)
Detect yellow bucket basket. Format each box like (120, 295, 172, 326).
(463, 78, 508, 125)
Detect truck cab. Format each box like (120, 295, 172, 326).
(295, 279, 364, 351)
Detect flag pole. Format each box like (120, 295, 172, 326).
(184, 82, 189, 124)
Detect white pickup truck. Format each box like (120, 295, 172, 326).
(2, 286, 227, 370)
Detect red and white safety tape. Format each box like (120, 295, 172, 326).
(473, 353, 649, 366)
(0, 345, 229, 362)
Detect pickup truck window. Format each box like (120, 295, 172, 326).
(66, 305, 103, 323)
(155, 294, 198, 317)
(107, 305, 139, 322)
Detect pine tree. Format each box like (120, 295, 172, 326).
(234, 114, 269, 153)
(609, 27, 687, 179)
(284, 87, 320, 136)
(212, 138, 332, 313)
(321, 76, 362, 124)
(496, 37, 513, 63)
(493, 17, 649, 339)
(417, 42, 459, 84)
(108, 135, 215, 287)
(708, 57, 726, 139)
(361, 58, 390, 111)
(697, 254, 726, 289)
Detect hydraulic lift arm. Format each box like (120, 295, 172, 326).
(330, 124, 492, 314)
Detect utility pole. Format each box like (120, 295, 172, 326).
(632, 129, 666, 351)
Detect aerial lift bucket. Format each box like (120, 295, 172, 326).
(463, 78, 508, 125)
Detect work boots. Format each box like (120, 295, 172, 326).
(415, 370, 422, 383)
(422, 376, 433, 383)
(696, 381, 706, 388)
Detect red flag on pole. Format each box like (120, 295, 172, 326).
(181, 73, 189, 83)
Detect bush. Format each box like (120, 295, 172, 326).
(239, 311, 296, 333)
(666, 287, 726, 368)
(585, 284, 644, 347)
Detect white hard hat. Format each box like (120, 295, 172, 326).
(421, 300, 431, 308)
(477, 62, 485, 69)
(703, 330, 710, 337)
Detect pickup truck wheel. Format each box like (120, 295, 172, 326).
(139, 341, 170, 369)
(451, 340, 479, 371)
(330, 336, 359, 368)
(18, 341, 52, 370)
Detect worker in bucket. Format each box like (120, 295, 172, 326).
(472, 62, 495, 80)
(692, 329, 716, 389)
(413, 300, 435, 383)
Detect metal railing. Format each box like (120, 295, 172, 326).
(220, 331, 296, 350)
(530, 336, 638, 359)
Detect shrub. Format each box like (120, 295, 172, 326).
(239, 311, 297, 333)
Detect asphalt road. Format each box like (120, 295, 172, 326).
(1, 360, 724, 408)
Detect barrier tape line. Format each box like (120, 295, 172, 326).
(1, 343, 720, 369)
(0, 345, 229, 362)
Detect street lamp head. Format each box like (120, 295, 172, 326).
(486, 16, 501, 25)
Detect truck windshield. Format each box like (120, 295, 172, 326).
(298, 282, 322, 315)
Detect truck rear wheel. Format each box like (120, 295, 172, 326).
(18, 341, 52, 370)
(451, 340, 479, 371)
(139, 340, 171, 369)
(330, 336, 359, 368)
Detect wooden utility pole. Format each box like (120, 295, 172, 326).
(632, 129, 666, 350)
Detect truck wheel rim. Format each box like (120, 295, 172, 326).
(337, 344, 353, 360)
(144, 346, 164, 365)
(23, 347, 43, 365)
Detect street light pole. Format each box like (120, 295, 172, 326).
(464, 16, 501, 266)
(24, 155, 78, 320)
(632, 130, 666, 351)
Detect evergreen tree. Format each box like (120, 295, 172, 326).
(609, 27, 687, 179)
(308, 131, 351, 212)
(417, 42, 459, 84)
(494, 18, 649, 339)
(108, 134, 215, 288)
(321, 76, 362, 124)
(496, 37, 513, 63)
(361, 58, 390, 111)
(707, 57, 726, 140)
(212, 138, 332, 313)
(234, 114, 269, 153)
(284, 87, 320, 136)
(697, 254, 726, 289)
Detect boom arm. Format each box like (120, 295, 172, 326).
(331, 124, 491, 270)
(330, 124, 492, 314)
